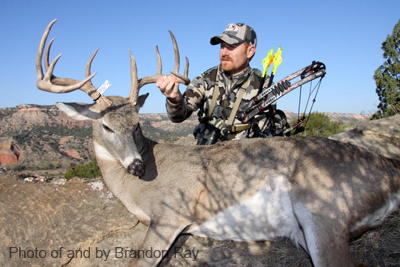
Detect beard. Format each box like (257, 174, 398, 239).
(220, 56, 236, 72)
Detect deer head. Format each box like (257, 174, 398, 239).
(36, 19, 190, 177)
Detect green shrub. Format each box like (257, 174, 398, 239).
(7, 163, 25, 172)
(291, 112, 345, 138)
(64, 158, 101, 180)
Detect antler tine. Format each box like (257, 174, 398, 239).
(44, 37, 55, 72)
(85, 48, 99, 84)
(129, 49, 139, 106)
(170, 31, 180, 74)
(84, 49, 113, 110)
(136, 45, 163, 89)
(184, 57, 189, 79)
(169, 31, 190, 86)
(36, 19, 112, 110)
(128, 39, 163, 106)
(128, 31, 190, 106)
(36, 19, 56, 80)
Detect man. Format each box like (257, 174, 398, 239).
(156, 23, 270, 145)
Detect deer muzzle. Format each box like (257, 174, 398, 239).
(128, 159, 145, 177)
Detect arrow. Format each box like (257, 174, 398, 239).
(267, 45, 282, 87)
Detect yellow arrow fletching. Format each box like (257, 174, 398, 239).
(262, 48, 274, 77)
(272, 46, 282, 75)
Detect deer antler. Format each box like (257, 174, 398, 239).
(36, 19, 112, 110)
(129, 31, 190, 106)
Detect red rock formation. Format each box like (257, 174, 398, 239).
(63, 149, 84, 160)
(0, 138, 22, 165)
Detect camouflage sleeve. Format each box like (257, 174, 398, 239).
(166, 74, 207, 123)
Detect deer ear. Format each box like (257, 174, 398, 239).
(56, 102, 102, 121)
(135, 93, 149, 111)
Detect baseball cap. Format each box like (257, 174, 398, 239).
(210, 23, 257, 47)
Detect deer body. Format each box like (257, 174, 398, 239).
(37, 20, 400, 267)
(59, 98, 400, 267)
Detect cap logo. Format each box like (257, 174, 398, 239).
(225, 24, 239, 32)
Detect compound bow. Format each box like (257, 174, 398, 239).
(236, 61, 326, 137)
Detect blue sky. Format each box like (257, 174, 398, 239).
(0, 0, 399, 114)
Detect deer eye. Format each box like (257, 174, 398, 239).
(103, 124, 114, 133)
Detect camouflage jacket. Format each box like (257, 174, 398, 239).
(166, 65, 269, 131)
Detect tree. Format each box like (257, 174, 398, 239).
(372, 19, 400, 119)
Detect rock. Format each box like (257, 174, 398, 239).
(0, 137, 22, 165)
(0, 176, 141, 267)
(329, 114, 400, 160)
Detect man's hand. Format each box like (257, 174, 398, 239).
(156, 75, 182, 104)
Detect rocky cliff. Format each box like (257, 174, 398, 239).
(0, 104, 197, 171)
(0, 105, 94, 169)
(283, 110, 370, 123)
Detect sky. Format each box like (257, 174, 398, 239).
(0, 0, 399, 115)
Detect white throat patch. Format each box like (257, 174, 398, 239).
(94, 141, 115, 161)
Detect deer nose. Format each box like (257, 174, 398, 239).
(128, 159, 145, 177)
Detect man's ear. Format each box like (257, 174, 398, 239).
(56, 102, 102, 121)
(247, 45, 256, 59)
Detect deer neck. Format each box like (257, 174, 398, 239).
(93, 136, 158, 192)
(93, 136, 160, 226)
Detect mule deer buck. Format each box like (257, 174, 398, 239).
(36, 20, 400, 267)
